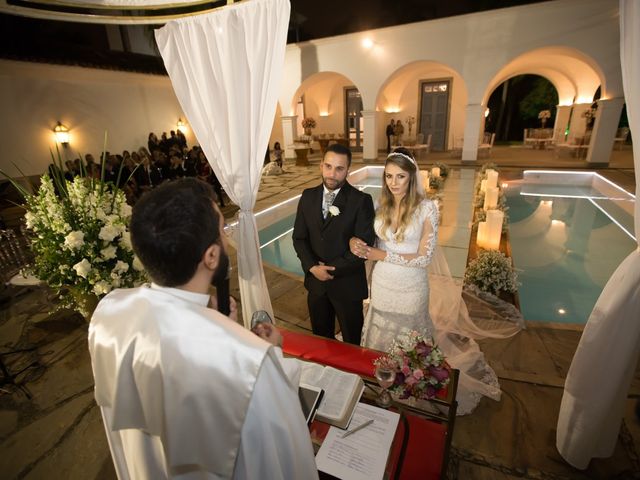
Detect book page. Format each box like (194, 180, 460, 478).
(299, 363, 360, 422)
(315, 403, 400, 480)
(317, 367, 359, 420)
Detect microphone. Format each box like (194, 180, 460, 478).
(250, 310, 273, 330)
(215, 277, 230, 316)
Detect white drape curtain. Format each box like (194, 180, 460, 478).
(155, 0, 290, 327)
(556, 0, 640, 469)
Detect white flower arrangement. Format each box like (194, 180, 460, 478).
(538, 110, 551, 120)
(19, 173, 146, 316)
(328, 205, 340, 217)
(464, 250, 519, 296)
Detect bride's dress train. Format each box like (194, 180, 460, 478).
(361, 199, 521, 415)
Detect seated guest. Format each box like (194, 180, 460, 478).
(168, 154, 185, 180)
(273, 141, 283, 168)
(135, 155, 162, 191)
(196, 150, 225, 207)
(176, 129, 187, 149)
(148, 132, 160, 154)
(88, 178, 318, 479)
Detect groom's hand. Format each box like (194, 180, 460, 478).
(310, 262, 335, 281)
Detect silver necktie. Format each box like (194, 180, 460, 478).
(323, 191, 336, 219)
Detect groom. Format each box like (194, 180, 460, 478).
(293, 144, 375, 344)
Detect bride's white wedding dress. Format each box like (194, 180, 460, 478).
(362, 198, 513, 415)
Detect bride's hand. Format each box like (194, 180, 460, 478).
(349, 237, 368, 258)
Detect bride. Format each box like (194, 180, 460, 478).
(350, 149, 521, 415)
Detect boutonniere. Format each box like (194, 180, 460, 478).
(328, 205, 340, 217)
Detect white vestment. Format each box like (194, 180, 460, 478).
(88, 284, 318, 480)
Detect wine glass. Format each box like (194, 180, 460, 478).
(374, 364, 396, 408)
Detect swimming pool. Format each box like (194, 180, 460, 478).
(506, 171, 636, 324)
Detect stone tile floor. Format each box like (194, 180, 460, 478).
(1, 146, 639, 479)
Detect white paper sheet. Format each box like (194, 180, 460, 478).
(315, 403, 400, 480)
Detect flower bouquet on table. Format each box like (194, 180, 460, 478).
(8, 158, 146, 317)
(301, 117, 317, 130)
(374, 331, 451, 401)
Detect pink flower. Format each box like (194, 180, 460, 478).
(405, 376, 418, 386)
(401, 365, 411, 376)
(416, 343, 432, 356)
(429, 366, 449, 382)
(413, 369, 424, 380)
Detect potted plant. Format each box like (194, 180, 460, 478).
(301, 117, 317, 136)
(538, 110, 551, 128)
(464, 250, 519, 297)
(2, 148, 147, 318)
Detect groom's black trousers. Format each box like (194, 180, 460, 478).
(307, 291, 363, 345)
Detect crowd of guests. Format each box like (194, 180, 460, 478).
(51, 130, 226, 207)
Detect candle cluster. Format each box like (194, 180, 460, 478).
(477, 168, 504, 250)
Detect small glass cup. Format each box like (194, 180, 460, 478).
(374, 364, 396, 408)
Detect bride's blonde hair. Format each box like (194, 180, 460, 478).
(377, 148, 424, 243)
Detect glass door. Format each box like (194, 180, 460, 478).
(419, 80, 450, 151)
(345, 88, 363, 151)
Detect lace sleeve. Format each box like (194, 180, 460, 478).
(383, 200, 439, 268)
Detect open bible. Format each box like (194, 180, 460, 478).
(299, 361, 365, 429)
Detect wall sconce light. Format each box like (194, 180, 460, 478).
(385, 107, 400, 114)
(53, 122, 70, 146)
(362, 38, 374, 49)
(319, 112, 329, 117)
(177, 118, 187, 133)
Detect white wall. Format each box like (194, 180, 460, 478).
(0, 60, 192, 177)
(278, 0, 622, 127)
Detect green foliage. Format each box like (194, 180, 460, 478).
(519, 77, 559, 121)
(464, 250, 519, 296)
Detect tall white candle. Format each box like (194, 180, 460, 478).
(485, 169, 498, 189)
(477, 221, 488, 249)
(484, 187, 499, 210)
(480, 179, 487, 193)
(485, 209, 504, 250)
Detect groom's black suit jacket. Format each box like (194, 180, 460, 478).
(293, 182, 375, 301)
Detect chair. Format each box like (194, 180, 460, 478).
(478, 132, 495, 158)
(614, 127, 630, 150)
(450, 136, 464, 158)
(0, 229, 39, 286)
(523, 128, 536, 148)
(555, 133, 590, 158)
(281, 328, 459, 480)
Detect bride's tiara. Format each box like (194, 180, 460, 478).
(387, 151, 417, 167)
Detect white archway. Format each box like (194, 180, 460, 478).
(376, 61, 469, 152)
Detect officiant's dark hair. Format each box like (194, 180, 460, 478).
(324, 143, 352, 166)
(131, 178, 221, 287)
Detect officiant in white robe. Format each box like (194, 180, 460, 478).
(88, 178, 317, 480)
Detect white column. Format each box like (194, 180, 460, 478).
(585, 98, 625, 166)
(462, 104, 483, 163)
(567, 103, 591, 139)
(553, 105, 572, 143)
(281, 115, 298, 160)
(361, 110, 378, 161)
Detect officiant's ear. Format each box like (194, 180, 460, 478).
(203, 242, 221, 271)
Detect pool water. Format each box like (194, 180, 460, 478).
(506, 186, 636, 323)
